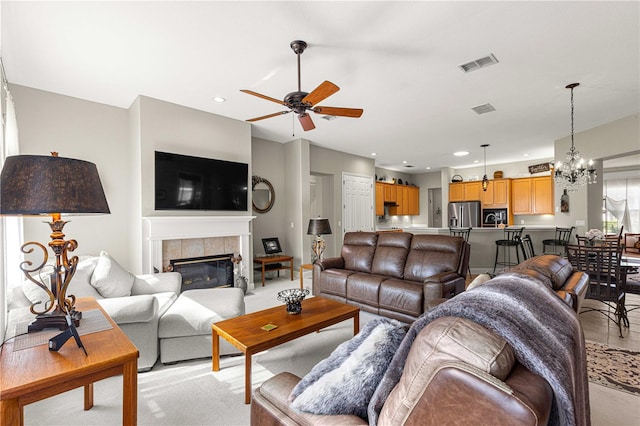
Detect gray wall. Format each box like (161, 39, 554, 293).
(554, 114, 639, 236)
(310, 144, 375, 258)
(10, 84, 133, 269)
(251, 137, 288, 258)
(10, 87, 252, 274)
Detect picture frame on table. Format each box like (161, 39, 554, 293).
(262, 237, 282, 255)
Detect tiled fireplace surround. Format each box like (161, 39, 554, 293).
(142, 216, 255, 288)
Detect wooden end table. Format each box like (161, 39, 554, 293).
(299, 263, 313, 289)
(253, 255, 294, 286)
(0, 298, 139, 425)
(212, 297, 360, 404)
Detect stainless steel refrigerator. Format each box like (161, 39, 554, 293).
(448, 201, 481, 228)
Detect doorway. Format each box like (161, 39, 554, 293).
(428, 188, 443, 228)
(342, 173, 374, 235)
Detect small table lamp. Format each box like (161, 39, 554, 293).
(0, 153, 110, 332)
(307, 218, 332, 263)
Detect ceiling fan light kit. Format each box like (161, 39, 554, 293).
(241, 40, 363, 131)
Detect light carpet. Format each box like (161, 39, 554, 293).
(23, 276, 376, 426)
(586, 340, 640, 396)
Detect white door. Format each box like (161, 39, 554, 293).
(342, 173, 374, 235)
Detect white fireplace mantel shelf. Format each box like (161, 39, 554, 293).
(142, 216, 255, 274)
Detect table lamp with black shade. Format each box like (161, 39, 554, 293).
(307, 218, 332, 263)
(0, 153, 110, 334)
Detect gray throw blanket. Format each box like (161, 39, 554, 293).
(368, 273, 590, 426)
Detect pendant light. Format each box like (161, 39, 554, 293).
(554, 83, 597, 192)
(481, 144, 490, 191)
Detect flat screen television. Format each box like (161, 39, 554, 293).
(155, 151, 248, 211)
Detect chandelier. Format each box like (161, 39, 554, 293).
(554, 82, 597, 192)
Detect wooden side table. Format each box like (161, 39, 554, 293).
(299, 263, 313, 289)
(253, 255, 294, 286)
(0, 298, 138, 425)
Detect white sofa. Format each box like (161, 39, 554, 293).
(8, 254, 181, 372)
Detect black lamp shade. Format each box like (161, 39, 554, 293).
(307, 218, 332, 236)
(0, 155, 110, 215)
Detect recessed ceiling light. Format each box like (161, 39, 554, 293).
(425, 166, 431, 170)
(454, 151, 469, 157)
(523, 153, 530, 157)
(402, 160, 408, 164)
(213, 97, 226, 103)
(474, 160, 479, 163)
(371, 152, 377, 156)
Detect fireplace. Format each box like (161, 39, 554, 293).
(170, 254, 234, 293)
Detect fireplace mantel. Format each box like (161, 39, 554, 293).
(142, 216, 255, 275)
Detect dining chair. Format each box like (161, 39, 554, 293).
(519, 234, 535, 260)
(542, 226, 574, 256)
(566, 242, 628, 337)
(449, 227, 472, 277)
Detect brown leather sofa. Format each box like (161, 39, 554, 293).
(251, 255, 589, 426)
(312, 232, 470, 322)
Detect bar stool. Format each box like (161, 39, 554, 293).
(449, 227, 472, 277)
(493, 227, 525, 274)
(542, 226, 574, 256)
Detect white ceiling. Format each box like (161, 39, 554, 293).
(2, 1, 639, 173)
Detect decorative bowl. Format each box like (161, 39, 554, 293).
(277, 288, 310, 315)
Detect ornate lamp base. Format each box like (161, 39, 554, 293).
(28, 309, 82, 332)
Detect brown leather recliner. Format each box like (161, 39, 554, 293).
(251, 316, 553, 426)
(313, 232, 469, 323)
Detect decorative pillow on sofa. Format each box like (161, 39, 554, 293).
(289, 318, 407, 419)
(21, 255, 98, 304)
(90, 251, 134, 298)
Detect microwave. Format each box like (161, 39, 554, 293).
(483, 208, 508, 227)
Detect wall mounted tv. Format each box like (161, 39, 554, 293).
(155, 151, 248, 211)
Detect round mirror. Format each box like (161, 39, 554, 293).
(252, 176, 275, 213)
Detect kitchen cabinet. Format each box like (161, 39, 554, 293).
(511, 176, 554, 215)
(384, 183, 397, 203)
(449, 183, 464, 202)
(531, 176, 554, 214)
(377, 182, 420, 216)
(375, 183, 385, 216)
(449, 181, 482, 202)
(407, 186, 420, 215)
(482, 179, 511, 208)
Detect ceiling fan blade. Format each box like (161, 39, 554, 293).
(298, 113, 316, 131)
(312, 106, 364, 118)
(241, 89, 289, 106)
(246, 111, 291, 122)
(301, 81, 339, 106)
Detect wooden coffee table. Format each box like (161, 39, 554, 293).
(212, 297, 360, 404)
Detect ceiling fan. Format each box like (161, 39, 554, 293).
(241, 40, 364, 131)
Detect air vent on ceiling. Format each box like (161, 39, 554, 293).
(458, 54, 499, 73)
(321, 115, 338, 121)
(472, 103, 496, 115)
